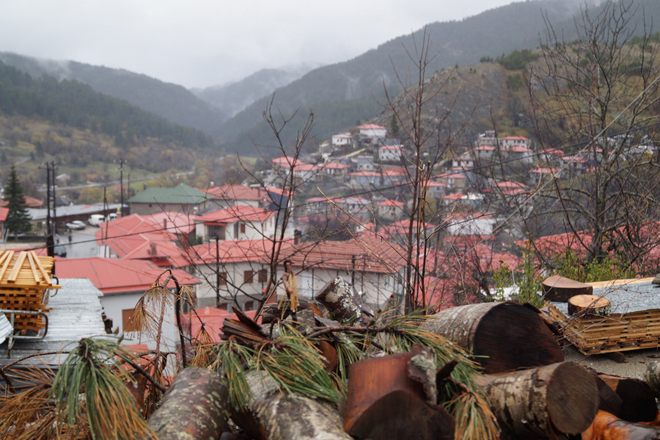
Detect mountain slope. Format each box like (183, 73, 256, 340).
(0, 52, 227, 135)
(217, 0, 659, 153)
(193, 64, 319, 118)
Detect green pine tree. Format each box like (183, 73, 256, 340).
(4, 165, 32, 239)
(390, 113, 399, 137)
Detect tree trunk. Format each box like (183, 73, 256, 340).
(598, 374, 658, 423)
(343, 350, 454, 440)
(475, 362, 599, 438)
(232, 371, 351, 440)
(568, 295, 610, 317)
(147, 367, 229, 440)
(582, 411, 660, 440)
(422, 302, 563, 373)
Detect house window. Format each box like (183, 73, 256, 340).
(122, 309, 138, 332)
(234, 223, 239, 237)
(244, 301, 254, 311)
(258, 269, 268, 283)
(219, 272, 227, 286)
(217, 302, 228, 311)
(240, 223, 246, 233)
(244, 270, 254, 284)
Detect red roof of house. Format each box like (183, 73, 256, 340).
(189, 239, 293, 265)
(306, 197, 328, 203)
(264, 187, 294, 197)
(196, 205, 275, 224)
(357, 124, 386, 130)
(494, 180, 528, 189)
(379, 199, 404, 207)
(379, 145, 404, 150)
(349, 171, 381, 177)
(0, 207, 8, 222)
(203, 184, 263, 201)
(382, 168, 407, 176)
(530, 167, 559, 174)
(475, 146, 495, 151)
(444, 193, 466, 200)
(280, 236, 405, 274)
(438, 173, 467, 179)
(505, 145, 532, 153)
(293, 163, 319, 172)
(539, 148, 564, 156)
(561, 155, 587, 163)
(0, 196, 44, 208)
(55, 258, 199, 295)
(322, 162, 350, 170)
(271, 156, 302, 167)
(501, 136, 529, 141)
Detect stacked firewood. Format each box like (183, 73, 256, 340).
(147, 277, 660, 440)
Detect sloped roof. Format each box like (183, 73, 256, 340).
(196, 205, 275, 224)
(357, 124, 386, 130)
(0, 196, 43, 208)
(0, 207, 8, 222)
(128, 183, 209, 205)
(55, 258, 200, 295)
(203, 184, 263, 201)
(181, 308, 260, 343)
(379, 199, 404, 207)
(189, 239, 292, 265)
(280, 236, 405, 274)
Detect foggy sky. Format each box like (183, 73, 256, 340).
(0, 0, 519, 89)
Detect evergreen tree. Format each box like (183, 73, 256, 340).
(4, 165, 32, 239)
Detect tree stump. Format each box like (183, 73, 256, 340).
(475, 362, 599, 438)
(568, 295, 611, 317)
(343, 350, 454, 440)
(542, 275, 593, 301)
(232, 371, 351, 440)
(598, 373, 658, 423)
(422, 302, 563, 373)
(147, 367, 229, 440)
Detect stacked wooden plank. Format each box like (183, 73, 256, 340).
(0, 250, 60, 335)
(547, 303, 660, 355)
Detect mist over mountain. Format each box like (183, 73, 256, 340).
(192, 63, 321, 118)
(214, 0, 589, 152)
(0, 52, 228, 134)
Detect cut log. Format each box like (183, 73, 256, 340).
(232, 371, 351, 440)
(343, 350, 454, 440)
(568, 295, 611, 317)
(582, 410, 660, 440)
(644, 361, 660, 396)
(475, 362, 599, 438)
(315, 277, 373, 325)
(542, 275, 593, 301)
(591, 373, 623, 417)
(598, 374, 658, 423)
(422, 302, 564, 373)
(147, 367, 229, 440)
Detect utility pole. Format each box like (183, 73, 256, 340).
(116, 159, 127, 217)
(40, 162, 57, 255)
(214, 236, 220, 307)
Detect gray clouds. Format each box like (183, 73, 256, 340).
(0, 0, 516, 88)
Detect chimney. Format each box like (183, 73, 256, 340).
(149, 242, 157, 256)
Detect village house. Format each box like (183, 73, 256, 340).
(503, 144, 533, 165)
(499, 136, 531, 150)
(55, 258, 200, 354)
(473, 145, 495, 161)
(195, 205, 277, 243)
(127, 183, 210, 216)
(356, 124, 387, 142)
(378, 199, 405, 221)
(203, 184, 264, 209)
(349, 171, 382, 188)
(560, 155, 588, 176)
(279, 237, 405, 310)
(452, 152, 475, 169)
(379, 145, 405, 162)
(320, 162, 350, 179)
(436, 173, 467, 190)
(529, 167, 561, 185)
(189, 239, 287, 309)
(381, 168, 407, 187)
(332, 133, 353, 148)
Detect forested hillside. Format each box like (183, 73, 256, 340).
(0, 61, 215, 150)
(0, 52, 227, 134)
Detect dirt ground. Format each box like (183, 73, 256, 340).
(562, 344, 660, 380)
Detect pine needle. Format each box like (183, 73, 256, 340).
(447, 390, 499, 440)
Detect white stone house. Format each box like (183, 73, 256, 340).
(379, 145, 405, 162)
(332, 133, 353, 148)
(357, 124, 387, 141)
(195, 206, 277, 242)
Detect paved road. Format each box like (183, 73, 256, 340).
(56, 225, 101, 259)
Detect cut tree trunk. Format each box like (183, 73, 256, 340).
(582, 410, 660, 440)
(422, 302, 563, 373)
(343, 350, 454, 440)
(475, 362, 599, 438)
(644, 361, 660, 396)
(147, 367, 229, 440)
(542, 275, 593, 301)
(598, 374, 658, 423)
(568, 295, 611, 317)
(232, 371, 351, 440)
(315, 277, 373, 325)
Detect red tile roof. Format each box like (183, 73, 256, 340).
(357, 124, 386, 130)
(189, 239, 293, 265)
(379, 199, 404, 207)
(55, 258, 199, 295)
(0, 207, 8, 222)
(196, 205, 275, 224)
(349, 171, 381, 177)
(181, 308, 260, 343)
(0, 196, 43, 208)
(203, 184, 263, 201)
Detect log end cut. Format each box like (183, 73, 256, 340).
(546, 362, 600, 435)
(568, 295, 611, 317)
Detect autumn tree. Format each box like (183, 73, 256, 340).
(525, 0, 660, 269)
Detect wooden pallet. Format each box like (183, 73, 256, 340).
(547, 303, 660, 355)
(0, 251, 59, 335)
